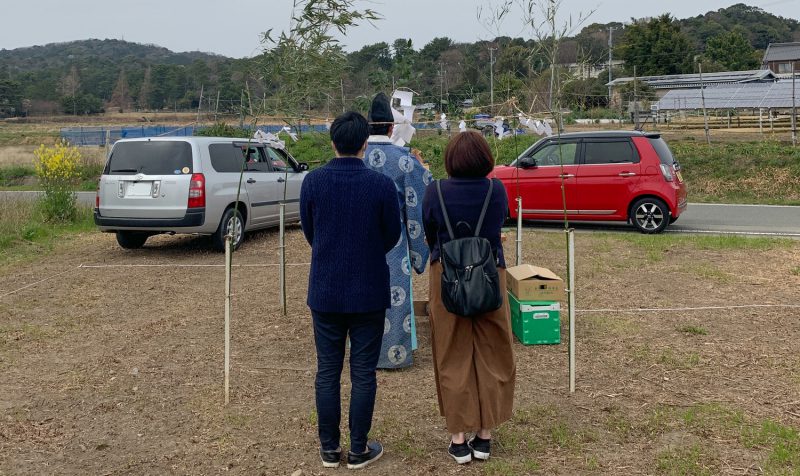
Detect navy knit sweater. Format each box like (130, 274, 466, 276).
(300, 157, 402, 313)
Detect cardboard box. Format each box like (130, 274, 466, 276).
(506, 265, 565, 301)
(508, 292, 560, 345)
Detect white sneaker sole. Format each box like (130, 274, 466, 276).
(472, 449, 490, 460)
(347, 448, 384, 469)
(450, 452, 472, 464)
(322, 461, 340, 468)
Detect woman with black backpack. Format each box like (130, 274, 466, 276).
(421, 130, 516, 464)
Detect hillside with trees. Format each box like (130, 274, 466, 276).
(0, 3, 798, 118)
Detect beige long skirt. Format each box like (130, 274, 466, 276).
(428, 262, 516, 433)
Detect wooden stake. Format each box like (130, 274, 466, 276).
(516, 197, 523, 266)
(567, 229, 576, 393)
(224, 234, 232, 405)
(279, 203, 287, 316)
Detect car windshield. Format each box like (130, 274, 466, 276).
(106, 141, 192, 175)
(647, 137, 676, 166)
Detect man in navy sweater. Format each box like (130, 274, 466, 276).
(300, 111, 401, 470)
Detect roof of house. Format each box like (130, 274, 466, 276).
(763, 42, 800, 63)
(607, 69, 777, 89)
(656, 80, 798, 110)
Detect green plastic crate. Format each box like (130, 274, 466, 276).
(508, 291, 561, 345)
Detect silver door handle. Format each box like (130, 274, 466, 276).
(558, 173, 575, 178)
(618, 172, 637, 177)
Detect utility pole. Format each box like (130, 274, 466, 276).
(489, 47, 497, 114)
(548, 0, 556, 111)
(608, 26, 616, 107)
(214, 90, 220, 122)
(633, 66, 638, 129)
(699, 63, 711, 145)
(196, 84, 204, 124)
(340, 78, 346, 113)
(439, 62, 445, 115)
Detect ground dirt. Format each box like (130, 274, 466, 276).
(1, 227, 799, 475)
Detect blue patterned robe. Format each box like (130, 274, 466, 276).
(366, 138, 432, 369)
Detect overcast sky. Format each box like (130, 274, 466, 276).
(1, 0, 798, 58)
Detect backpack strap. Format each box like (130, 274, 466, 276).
(474, 179, 494, 237)
(437, 178, 495, 239)
(435, 180, 455, 241)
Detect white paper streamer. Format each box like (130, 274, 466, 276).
(253, 130, 286, 150)
(281, 126, 299, 142)
(458, 120, 467, 133)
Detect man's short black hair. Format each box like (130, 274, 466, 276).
(330, 111, 369, 156)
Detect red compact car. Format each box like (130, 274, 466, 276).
(491, 131, 687, 233)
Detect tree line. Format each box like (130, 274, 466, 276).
(0, 3, 797, 118)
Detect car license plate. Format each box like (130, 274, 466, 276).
(125, 181, 153, 197)
(676, 171, 683, 182)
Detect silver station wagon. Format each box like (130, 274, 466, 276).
(94, 136, 308, 250)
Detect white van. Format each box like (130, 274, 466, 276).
(95, 136, 308, 250)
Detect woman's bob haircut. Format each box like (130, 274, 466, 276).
(444, 130, 495, 178)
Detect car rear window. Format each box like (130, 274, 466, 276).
(106, 141, 192, 175)
(583, 140, 637, 164)
(647, 137, 676, 166)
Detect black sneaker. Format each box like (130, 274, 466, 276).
(448, 440, 472, 464)
(347, 441, 384, 469)
(468, 435, 491, 460)
(320, 447, 342, 468)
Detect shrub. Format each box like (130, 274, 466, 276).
(34, 141, 81, 221)
(195, 122, 251, 138)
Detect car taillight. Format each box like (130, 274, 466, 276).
(188, 173, 205, 208)
(659, 164, 674, 182)
(95, 181, 100, 208)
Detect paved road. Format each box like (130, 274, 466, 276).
(670, 203, 800, 237)
(517, 202, 800, 237)
(2, 192, 799, 237)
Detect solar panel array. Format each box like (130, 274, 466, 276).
(656, 81, 798, 110)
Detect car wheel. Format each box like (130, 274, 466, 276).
(213, 207, 245, 251)
(116, 231, 150, 249)
(630, 197, 670, 234)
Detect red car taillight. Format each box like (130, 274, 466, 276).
(659, 164, 674, 182)
(95, 181, 100, 208)
(188, 173, 205, 208)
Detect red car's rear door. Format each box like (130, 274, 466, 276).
(575, 138, 641, 220)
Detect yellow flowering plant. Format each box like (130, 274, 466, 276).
(34, 140, 81, 222)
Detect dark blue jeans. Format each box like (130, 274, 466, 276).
(311, 309, 384, 454)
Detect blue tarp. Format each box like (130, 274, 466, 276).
(60, 125, 195, 146)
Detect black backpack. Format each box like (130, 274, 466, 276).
(435, 179, 503, 317)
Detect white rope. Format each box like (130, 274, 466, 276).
(78, 263, 310, 268)
(0, 269, 73, 298)
(576, 304, 800, 313)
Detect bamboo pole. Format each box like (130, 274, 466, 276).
(567, 228, 576, 394)
(224, 234, 232, 405)
(516, 197, 523, 266)
(279, 203, 287, 316)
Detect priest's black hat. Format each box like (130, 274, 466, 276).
(367, 92, 393, 124)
